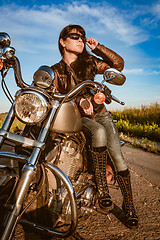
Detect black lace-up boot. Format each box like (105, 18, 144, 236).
(116, 169, 138, 229)
(91, 147, 113, 211)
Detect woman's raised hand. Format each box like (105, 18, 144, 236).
(85, 38, 98, 50)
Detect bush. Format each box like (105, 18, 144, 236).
(0, 113, 24, 133)
(112, 103, 160, 142)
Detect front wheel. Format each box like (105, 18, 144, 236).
(0, 178, 18, 239)
(19, 162, 78, 239)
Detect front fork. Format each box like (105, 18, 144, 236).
(1, 101, 60, 240)
(1, 164, 36, 240)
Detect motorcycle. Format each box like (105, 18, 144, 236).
(0, 32, 126, 240)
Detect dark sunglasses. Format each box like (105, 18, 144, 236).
(63, 33, 86, 42)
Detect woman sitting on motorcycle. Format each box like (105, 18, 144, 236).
(51, 24, 138, 229)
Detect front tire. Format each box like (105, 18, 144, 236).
(18, 162, 78, 239)
(0, 177, 18, 239)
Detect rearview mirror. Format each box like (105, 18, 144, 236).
(103, 68, 126, 86)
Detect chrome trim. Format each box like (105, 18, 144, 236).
(0, 152, 28, 163)
(14, 90, 49, 124)
(102, 68, 126, 86)
(2, 46, 15, 59)
(1, 163, 37, 240)
(33, 65, 55, 89)
(53, 80, 102, 101)
(18, 162, 78, 238)
(0, 105, 15, 148)
(15, 86, 52, 101)
(0, 129, 45, 149)
(0, 32, 11, 48)
(28, 101, 60, 166)
(45, 162, 78, 236)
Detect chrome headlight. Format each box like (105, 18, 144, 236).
(14, 91, 48, 124)
(33, 65, 54, 89)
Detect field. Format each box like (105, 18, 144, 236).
(0, 102, 159, 153)
(0, 113, 24, 133)
(111, 102, 160, 153)
(111, 102, 160, 142)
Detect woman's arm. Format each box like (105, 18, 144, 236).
(92, 44, 124, 73)
(85, 37, 124, 73)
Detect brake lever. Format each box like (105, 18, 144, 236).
(110, 94, 125, 105)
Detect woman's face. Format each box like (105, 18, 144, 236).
(60, 29, 85, 56)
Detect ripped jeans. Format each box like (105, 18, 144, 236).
(81, 110, 127, 172)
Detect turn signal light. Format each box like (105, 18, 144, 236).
(0, 60, 3, 70)
(94, 92, 105, 104)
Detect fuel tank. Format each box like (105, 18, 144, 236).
(52, 101, 82, 133)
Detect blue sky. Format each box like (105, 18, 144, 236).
(0, 0, 160, 112)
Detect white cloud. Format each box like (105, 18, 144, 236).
(123, 69, 144, 75)
(150, 70, 160, 75)
(0, 2, 149, 51)
(123, 68, 160, 76)
(152, 0, 160, 19)
(0, 1, 159, 114)
(63, 3, 149, 46)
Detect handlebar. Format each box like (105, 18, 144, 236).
(51, 80, 125, 106)
(52, 80, 103, 102)
(110, 94, 125, 105)
(13, 56, 29, 88)
(0, 42, 29, 88)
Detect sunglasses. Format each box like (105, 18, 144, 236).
(63, 33, 86, 42)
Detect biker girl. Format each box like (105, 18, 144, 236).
(51, 24, 138, 229)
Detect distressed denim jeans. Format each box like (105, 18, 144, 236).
(81, 110, 127, 172)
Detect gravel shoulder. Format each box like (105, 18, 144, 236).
(74, 168, 160, 240)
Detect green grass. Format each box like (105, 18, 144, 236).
(0, 113, 25, 133)
(115, 119, 160, 142)
(112, 102, 160, 142)
(111, 102, 160, 154)
(120, 133, 159, 154)
(112, 102, 160, 125)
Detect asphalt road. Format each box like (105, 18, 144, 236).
(122, 144, 160, 188)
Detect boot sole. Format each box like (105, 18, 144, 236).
(98, 201, 114, 212)
(125, 219, 139, 229)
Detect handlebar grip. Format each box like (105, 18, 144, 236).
(111, 95, 125, 105)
